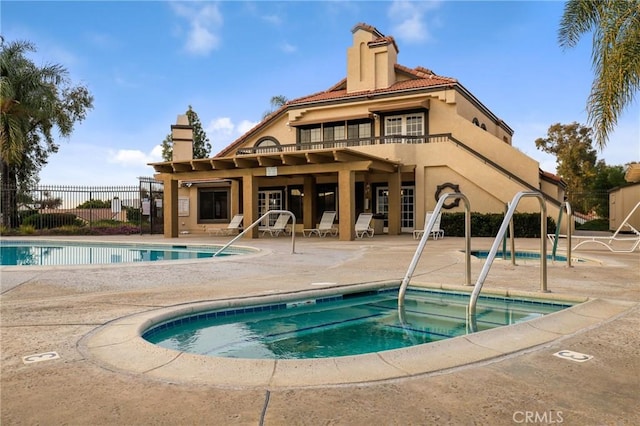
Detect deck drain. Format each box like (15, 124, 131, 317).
(23, 351, 60, 364)
(553, 350, 593, 363)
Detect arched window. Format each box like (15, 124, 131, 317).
(480, 123, 487, 131)
(472, 118, 479, 126)
(255, 137, 281, 152)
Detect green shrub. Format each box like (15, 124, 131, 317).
(576, 218, 609, 231)
(126, 206, 141, 223)
(441, 212, 556, 238)
(22, 213, 83, 229)
(18, 224, 36, 234)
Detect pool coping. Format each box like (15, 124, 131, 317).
(78, 281, 636, 389)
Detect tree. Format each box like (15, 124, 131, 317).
(559, 0, 640, 148)
(589, 161, 627, 217)
(535, 122, 598, 213)
(262, 95, 288, 119)
(161, 105, 211, 161)
(1, 39, 93, 227)
(76, 199, 111, 209)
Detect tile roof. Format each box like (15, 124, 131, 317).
(539, 169, 567, 187)
(351, 23, 384, 37)
(288, 65, 457, 105)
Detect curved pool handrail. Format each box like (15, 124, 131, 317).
(468, 191, 548, 327)
(398, 192, 471, 307)
(214, 210, 296, 256)
(551, 200, 572, 266)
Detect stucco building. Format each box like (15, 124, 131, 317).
(151, 23, 565, 240)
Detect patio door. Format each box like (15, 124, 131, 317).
(375, 186, 415, 233)
(258, 190, 283, 226)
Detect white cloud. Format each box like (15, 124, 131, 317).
(108, 147, 162, 167)
(150, 144, 164, 160)
(171, 2, 223, 55)
(280, 42, 297, 54)
(208, 117, 234, 134)
(387, 0, 441, 43)
(205, 117, 259, 153)
(237, 119, 259, 135)
(262, 14, 282, 26)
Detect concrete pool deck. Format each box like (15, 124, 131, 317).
(1, 234, 638, 424)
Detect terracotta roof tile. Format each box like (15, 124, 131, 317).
(539, 169, 567, 187)
(351, 23, 384, 37)
(368, 35, 399, 53)
(288, 65, 456, 105)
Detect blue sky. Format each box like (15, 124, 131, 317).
(3, 0, 638, 185)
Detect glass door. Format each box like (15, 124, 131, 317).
(258, 190, 283, 226)
(376, 186, 415, 232)
(401, 186, 415, 232)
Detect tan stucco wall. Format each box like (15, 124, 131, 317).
(609, 184, 640, 231)
(215, 90, 562, 234)
(346, 28, 397, 93)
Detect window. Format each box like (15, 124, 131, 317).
(255, 137, 281, 152)
(199, 188, 230, 222)
(300, 120, 371, 146)
(323, 123, 346, 142)
(472, 117, 480, 126)
(384, 113, 424, 142)
(288, 186, 304, 221)
(317, 184, 337, 215)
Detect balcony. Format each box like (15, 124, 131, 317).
(236, 134, 453, 155)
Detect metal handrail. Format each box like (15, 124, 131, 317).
(214, 210, 296, 256)
(468, 191, 548, 328)
(551, 201, 573, 266)
(398, 192, 471, 307)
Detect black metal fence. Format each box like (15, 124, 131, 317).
(0, 177, 164, 234)
(566, 190, 610, 224)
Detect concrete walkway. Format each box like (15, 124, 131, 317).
(1, 234, 638, 425)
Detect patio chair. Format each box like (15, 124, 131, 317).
(204, 214, 244, 236)
(303, 211, 337, 237)
(412, 211, 444, 240)
(261, 213, 291, 237)
(355, 212, 374, 238)
(547, 201, 640, 253)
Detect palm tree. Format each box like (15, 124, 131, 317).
(262, 95, 289, 120)
(1, 41, 63, 165)
(1, 39, 93, 227)
(558, 0, 640, 149)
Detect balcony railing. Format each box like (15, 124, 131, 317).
(235, 134, 453, 155)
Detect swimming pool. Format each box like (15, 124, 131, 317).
(0, 240, 253, 266)
(143, 287, 572, 359)
(470, 250, 579, 262)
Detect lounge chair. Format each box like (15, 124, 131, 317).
(261, 213, 291, 237)
(355, 213, 374, 238)
(203, 214, 244, 236)
(303, 211, 337, 237)
(412, 211, 444, 240)
(547, 201, 640, 253)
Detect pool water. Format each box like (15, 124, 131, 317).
(471, 250, 575, 262)
(0, 240, 247, 266)
(144, 288, 572, 359)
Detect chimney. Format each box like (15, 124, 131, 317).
(346, 23, 398, 93)
(171, 114, 193, 161)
